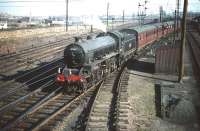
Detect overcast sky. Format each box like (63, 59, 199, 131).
(0, 0, 199, 16)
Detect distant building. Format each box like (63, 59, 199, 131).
(0, 21, 8, 29)
(51, 20, 65, 25)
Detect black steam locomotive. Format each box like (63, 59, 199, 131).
(56, 21, 175, 92)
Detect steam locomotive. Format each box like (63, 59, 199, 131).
(56, 21, 175, 92)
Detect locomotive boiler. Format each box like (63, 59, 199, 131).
(63, 36, 117, 68)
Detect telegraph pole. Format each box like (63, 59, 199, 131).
(138, 4, 140, 25)
(112, 17, 114, 30)
(122, 10, 125, 24)
(29, 8, 32, 23)
(66, 0, 69, 32)
(138, 0, 148, 26)
(178, 0, 188, 82)
(107, 2, 109, 27)
(174, 10, 177, 41)
(159, 6, 163, 23)
(176, 0, 180, 37)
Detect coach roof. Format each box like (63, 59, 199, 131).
(129, 24, 157, 33)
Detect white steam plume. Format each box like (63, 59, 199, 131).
(82, 15, 107, 32)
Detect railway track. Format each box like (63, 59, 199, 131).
(0, 38, 160, 131)
(187, 31, 200, 79)
(0, 75, 56, 113)
(0, 80, 61, 130)
(0, 41, 70, 75)
(0, 32, 99, 75)
(0, 58, 64, 114)
(85, 67, 130, 131)
(2, 81, 102, 131)
(0, 46, 63, 74)
(81, 37, 157, 130)
(115, 69, 130, 130)
(0, 31, 97, 61)
(186, 21, 200, 78)
(0, 23, 164, 130)
(1, 50, 154, 131)
(86, 72, 118, 130)
(0, 57, 62, 83)
(0, 32, 100, 131)
(0, 58, 63, 97)
(0, 32, 98, 102)
(0, 33, 98, 102)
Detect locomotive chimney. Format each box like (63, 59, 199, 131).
(87, 35, 92, 40)
(74, 37, 82, 43)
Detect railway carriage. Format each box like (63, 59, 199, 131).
(120, 25, 156, 50)
(56, 21, 175, 93)
(120, 21, 175, 51)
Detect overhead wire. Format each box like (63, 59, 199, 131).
(0, 0, 66, 7)
(0, 5, 64, 7)
(0, 1, 65, 3)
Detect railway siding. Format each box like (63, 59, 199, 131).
(116, 69, 130, 130)
(9, 81, 101, 131)
(187, 32, 200, 78)
(0, 31, 99, 76)
(0, 26, 92, 55)
(86, 72, 119, 130)
(0, 80, 57, 130)
(40, 82, 101, 131)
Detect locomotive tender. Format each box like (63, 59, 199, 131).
(56, 21, 175, 92)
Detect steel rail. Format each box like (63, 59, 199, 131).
(0, 80, 55, 115)
(186, 32, 200, 77)
(85, 71, 120, 131)
(1, 86, 62, 131)
(0, 68, 58, 100)
(31, 81, 102, 131)
(0, 32, 96, 61)
(0, 57, 62, 83)
(0, 48, 65, 74)
(0, 59, 61, 89)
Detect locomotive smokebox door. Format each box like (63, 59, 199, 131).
(64, 44, 85, 68)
